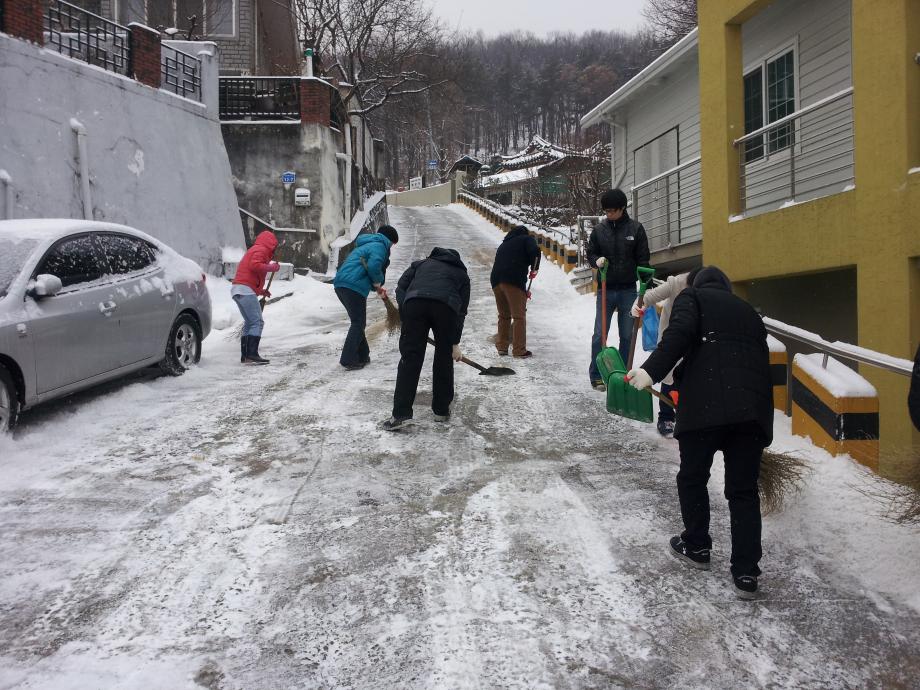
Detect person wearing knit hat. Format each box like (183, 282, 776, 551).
(333, 225, 399, 370)
(586, 188, 651, 390)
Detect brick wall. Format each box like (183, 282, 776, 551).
(301, 79, 332, 126)
(3, 0, 45, 44)
(129, 22, 161, 88)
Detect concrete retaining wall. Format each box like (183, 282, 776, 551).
(387, 179, 456, 207)
(0, 32, 245, 274)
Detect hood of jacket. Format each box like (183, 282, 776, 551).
(693, 266, 732, 292)
(503, 225, 530, 242)
(429, 247, 465, 269)
(355, 232, 392, 251)
(254, 230, 278, 252)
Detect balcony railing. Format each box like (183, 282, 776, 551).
(733, 87, 855, 215)
(631, 156, 702, 252)
(161, 44, 201, 101)
(219, 77, 301, 121)
(44, 0, 130, 76)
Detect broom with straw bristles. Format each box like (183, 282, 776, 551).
(360, 257, 401, 334)
(854, 449, 920, 524)
(658, 396, 810, 515)
(758, 447, 811, 515)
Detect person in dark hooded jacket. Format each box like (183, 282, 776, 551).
(626, 266, 773, 600)
(382, 247, 471, 430)
(232, 230, 280, 364)
(490, 225, 541, 357)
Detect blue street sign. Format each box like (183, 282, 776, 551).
(281, 171, 297, 184)
(427, 159, 438, 169)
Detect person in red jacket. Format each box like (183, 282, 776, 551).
(232, 231, 280, 364)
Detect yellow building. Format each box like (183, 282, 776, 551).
(698, 0, 920, 473)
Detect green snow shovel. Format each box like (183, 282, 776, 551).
(604, 266, 656, 422)
(594, 264, 626, 383)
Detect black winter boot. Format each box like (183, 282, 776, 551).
(240, 335, 248, 363)
(247, 336, 269, 365)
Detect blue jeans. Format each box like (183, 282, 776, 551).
(589, 284, 637, 382)
(335, 287, 370, 366)
(233, 293, 264, 337)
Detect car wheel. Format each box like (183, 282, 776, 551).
(0, 364, 20, 432)
(159, 313, 202, 376)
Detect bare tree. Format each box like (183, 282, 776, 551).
(292, 0, 449, 117)
(642, 0, 697, 43)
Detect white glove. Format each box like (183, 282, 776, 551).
(626, 368, 653, 390)
(630, 300, 645, 318)
(452, 345, 463, 362)
(595, 257, 607, 268)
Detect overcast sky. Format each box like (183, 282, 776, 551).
(427, 0, 648, 38)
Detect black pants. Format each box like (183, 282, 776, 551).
(676, 422, 767, 578)
(659, 382, 676, 423)
(393, 298, 457, 419)
(335, 287, 369, 366)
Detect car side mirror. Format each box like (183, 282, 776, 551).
(29, 274, 63, 299)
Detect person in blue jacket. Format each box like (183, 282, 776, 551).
(333, 225, 399, 370)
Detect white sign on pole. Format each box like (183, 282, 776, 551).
(409, 176, 423, 190)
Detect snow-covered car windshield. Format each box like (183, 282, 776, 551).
(0, 238, 39, 298)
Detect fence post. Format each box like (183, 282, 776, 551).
(631, 188, 639, 219)
(664, 175, 672, 245)
(4, 0, 44, 44)
(128, 23, 161, 89)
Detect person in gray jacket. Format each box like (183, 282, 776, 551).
(587, 189, 651, 390)
(631, 267, 700, 437)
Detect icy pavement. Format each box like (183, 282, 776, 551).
(1, 204, 919, 689)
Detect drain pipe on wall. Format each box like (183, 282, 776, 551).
(335, 120, 353, 227)
(327, 121, 353, 277)
(70, 119, 93, 220)
(0, 170, 11, 220)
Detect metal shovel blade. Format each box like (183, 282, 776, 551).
(479, 366, 515, 376)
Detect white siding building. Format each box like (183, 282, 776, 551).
(580, 31, 702, 275)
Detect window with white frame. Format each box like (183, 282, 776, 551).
(743, 46, 796, 163)
(117, 0, 235, 37)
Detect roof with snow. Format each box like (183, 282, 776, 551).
(497, 136, 583, 171)
(448, 155, 483, 174)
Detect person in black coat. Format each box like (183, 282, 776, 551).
(383, 247, 471, 430)
(587, 188, 651, 389)
(909, 344, 920, 432)
(490, 225, 541, 358)
(626, 266, 773, 599)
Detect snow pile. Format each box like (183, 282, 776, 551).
(794, 353, 877, 398)
(766, 334, 786, 353)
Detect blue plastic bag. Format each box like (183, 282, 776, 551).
(642, 305, 659, 351)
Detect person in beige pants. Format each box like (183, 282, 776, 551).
(490, 225, 541, 358)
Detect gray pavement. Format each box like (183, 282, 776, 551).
(1, 204, 918, 689)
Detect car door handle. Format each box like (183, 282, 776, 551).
(99, 300, 118, 314)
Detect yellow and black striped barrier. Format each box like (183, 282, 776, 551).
(790, 356, 879, 469)
(767, 338, 788, 413)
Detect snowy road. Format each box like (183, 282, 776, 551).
(2, 204, 919, 689)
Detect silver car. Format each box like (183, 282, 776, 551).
(0, 219, 212, 430)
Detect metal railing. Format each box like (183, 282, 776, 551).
(44, 0, 130, 76)
(734, 87, 855, 215)
(219, 77, 302, 121)
(161, 44, 201, 101)
(631, 156, 702, 252)
(764, 317, 912, 377)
